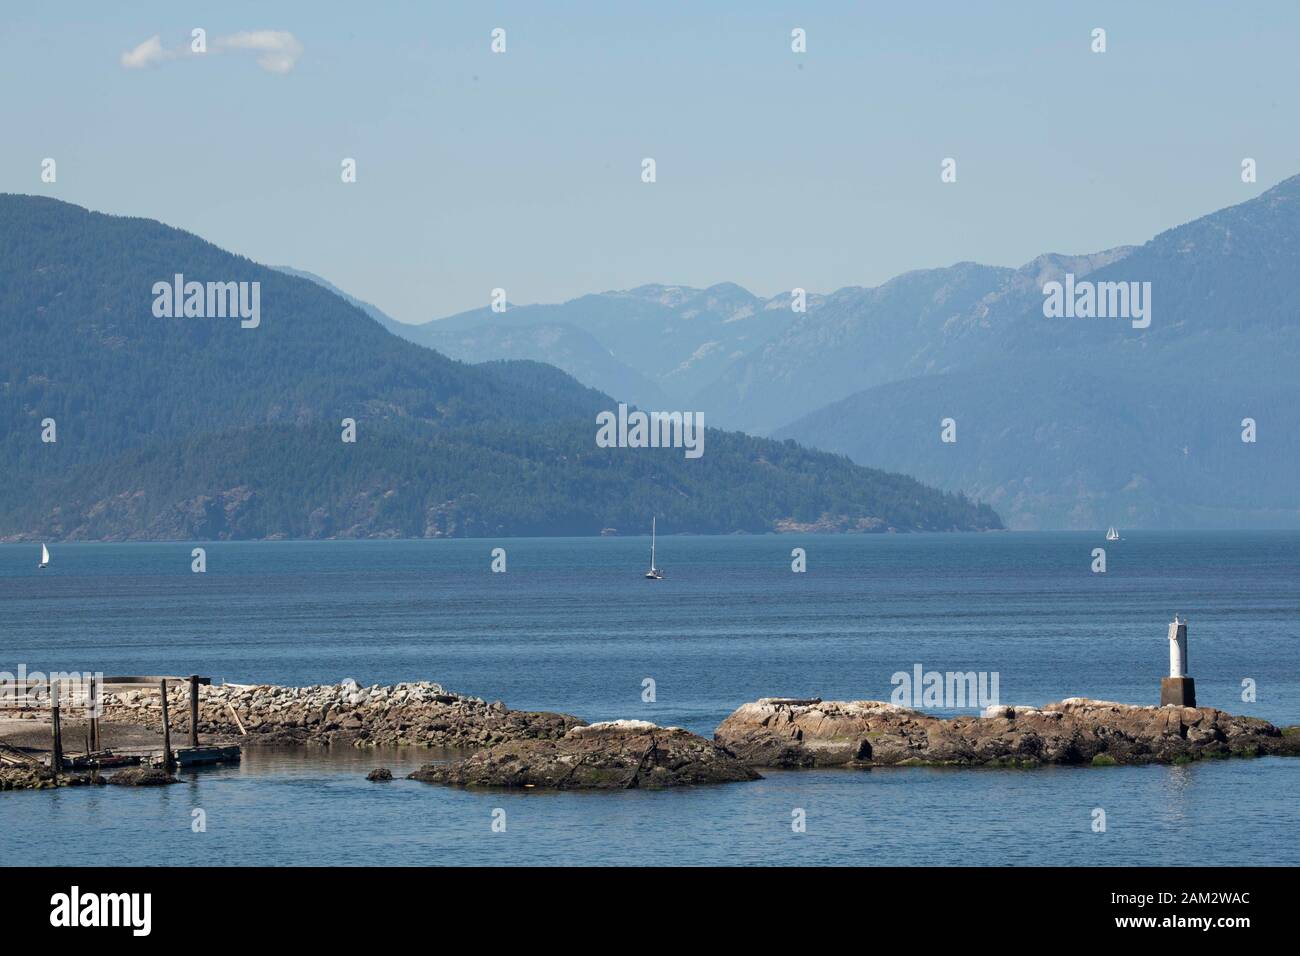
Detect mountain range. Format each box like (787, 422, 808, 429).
(0, 195, 999, 540)
(387, 176, 1300, 529)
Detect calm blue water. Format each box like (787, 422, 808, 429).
(2, 532, 1298, 866)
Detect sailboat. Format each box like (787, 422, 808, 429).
(1105, 527, 1120, 541)
(37, 543, 49, 569)
(644, 517, 664, 580)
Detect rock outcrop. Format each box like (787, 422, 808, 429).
(715, 697, 1300, 768)
(409, 720, 761, 789)
(107, 767, 176, 786)
(100, 681, 584, 749)
(0, 768, 102, 791)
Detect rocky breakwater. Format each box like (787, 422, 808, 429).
(0, 768, 103, 791)
(409, 719, 762, 789)
(715, 696, 1300, 768)
(102, 681, 584, 749)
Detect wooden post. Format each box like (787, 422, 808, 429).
(50, 679, 63, 774)
(159, 678, 175, 773)
(226, 702, 247, 736)
(188, 675, 200, 747)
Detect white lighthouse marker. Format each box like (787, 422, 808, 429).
(1160, 615, 1196, 707)
(1168, 615, 1188, 677)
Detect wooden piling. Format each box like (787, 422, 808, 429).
(159, 678, 175, 773)
(188, 675, 200, 747)
(50, 679, 63, 774)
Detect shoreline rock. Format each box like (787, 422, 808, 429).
(107, 767, 177, 786)
(100, 681, 584, 750)
(714, 696, 1300, 768)
(0, 767, 104, 791)
(409, 721, 761, 790)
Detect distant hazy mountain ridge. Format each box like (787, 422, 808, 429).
(402, 176, 1300, 529)
(778, 178, 1300, 529)
(388, 282, 796, 413)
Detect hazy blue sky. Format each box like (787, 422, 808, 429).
(3, 1, 1298, 321)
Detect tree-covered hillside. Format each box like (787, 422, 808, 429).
(0, 195, 1001, 539)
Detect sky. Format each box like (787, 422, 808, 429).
(3, 1, 1299, 322)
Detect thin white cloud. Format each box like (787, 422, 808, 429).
(214, 31, 303, 74)
(120, 35, 174, 69)
(119, 30, 303, 74)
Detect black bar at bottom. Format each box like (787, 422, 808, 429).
(0, 866, 1277, 939)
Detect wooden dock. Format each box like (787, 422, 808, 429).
(49, 745, 241, 771)
(168, 745, 242, 768)
(12, 673, 242, 773)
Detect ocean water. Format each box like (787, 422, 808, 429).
(1, 532, 1298, 866)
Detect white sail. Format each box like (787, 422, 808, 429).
(40, 543, 49, 565)
(645, 517, 662, 578)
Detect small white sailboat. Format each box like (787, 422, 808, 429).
(644, 517, 664, 580)
(37, 543, 49, 569)
(1105, 526, 1120, 541)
